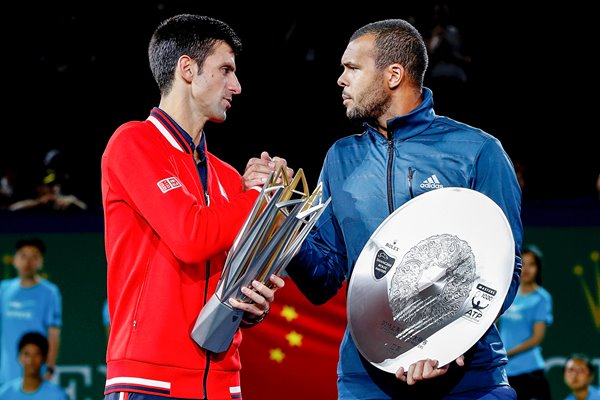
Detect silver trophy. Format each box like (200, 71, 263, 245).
(191, 167, 330, 353)
(347, 188, 515, 373)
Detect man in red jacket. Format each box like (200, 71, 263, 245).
(101, 14, 292, 400)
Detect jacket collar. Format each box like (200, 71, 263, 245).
(364, 87, 436, 141)
(148, 107, 196, 154)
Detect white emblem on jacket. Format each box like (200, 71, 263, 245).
(157, 177, 182, 193)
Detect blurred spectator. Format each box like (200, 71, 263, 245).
(0, 166, 16, 210)
(8, 179, 87, 212)
(425, 2, 471, 83)
(0, 238, 62, 384)
(425, 2, 472, 119)
(513, 160, 533, 202)
(499, 245, 553, 399)
(0, 332, 67, 399)
(563, 353, 600, 400)
(102, 298, 110, 343)
(7, 149, 87, 213)
(514, 161, 527, 193)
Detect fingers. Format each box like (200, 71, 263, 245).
(242, 151, 294, 191)
(411, 359, 439, 384)
(396, 367, 407, 382)
(268, 154, 293, 180)
(228, 275, 282, 318)
(406, 361, 419, 385)
(260, 151, 272, 161)
(270, 155, 294, 181)
(396, 359, 452, 385)
(228, 296, 262, 317)
(242, 163, 273, 190)
(455, 355, 465, 367)
(422, 359, 438, 378)
(269, 274, 285, 290)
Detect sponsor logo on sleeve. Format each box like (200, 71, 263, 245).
(157, 177, 182, 193)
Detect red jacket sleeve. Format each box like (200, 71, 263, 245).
(102, 122, 259, 264)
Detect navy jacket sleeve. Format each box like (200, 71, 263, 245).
(472, 138, 523, 315)
(286, 160, 347, 305)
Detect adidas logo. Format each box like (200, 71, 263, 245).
(420, 174, 444, 189)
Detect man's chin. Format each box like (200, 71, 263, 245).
(347, 113, 366, 122)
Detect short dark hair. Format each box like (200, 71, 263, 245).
(15, 238, 46, 254)
(18, 332, 49, 358)
(350, 19, 428, 89)
(148, 14, 242, 95)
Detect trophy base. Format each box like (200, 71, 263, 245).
(191, 294, 244, 353)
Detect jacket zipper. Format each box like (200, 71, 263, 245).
(202, 352, 211, 400)
(407, 167, 415, 199)
(132, 258, 153, 332)
(386, 138, 395, 214)
(201, 260, 211, 399)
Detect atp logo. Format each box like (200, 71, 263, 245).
(464, 283, 496, 323)
(573, 250, 600, 333)
(471, 297, 489, 311)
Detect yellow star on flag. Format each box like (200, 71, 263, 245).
(280, 305, 298, 322)
(269, 348, 285, 363)
(285, 330, 303, 347)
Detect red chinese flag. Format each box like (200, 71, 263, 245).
(239, 277, 347, 400)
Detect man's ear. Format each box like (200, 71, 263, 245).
(387, 63, 404, 89)
(178, 55, 195, 83)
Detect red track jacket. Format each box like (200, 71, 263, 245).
(101, 108, 259, 399)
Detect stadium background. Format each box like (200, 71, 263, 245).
(1, 2, 599, 399)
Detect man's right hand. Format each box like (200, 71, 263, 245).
(242, 151, 294, 191)
(395, 355, 465, 385)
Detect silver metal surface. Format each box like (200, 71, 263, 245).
(192, 167, 330, 352)
(347, 187, 514, 373)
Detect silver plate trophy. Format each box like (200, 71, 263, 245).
(191, 167, 330, 353)
(347, 187, 514, 373)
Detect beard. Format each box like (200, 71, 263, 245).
(346, 79, 392, 121)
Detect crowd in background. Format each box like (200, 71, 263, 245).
(1, 2, 599, 213)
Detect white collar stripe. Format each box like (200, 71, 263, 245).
(217, 178, 228, 200)
(147, 115, 184, 152)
